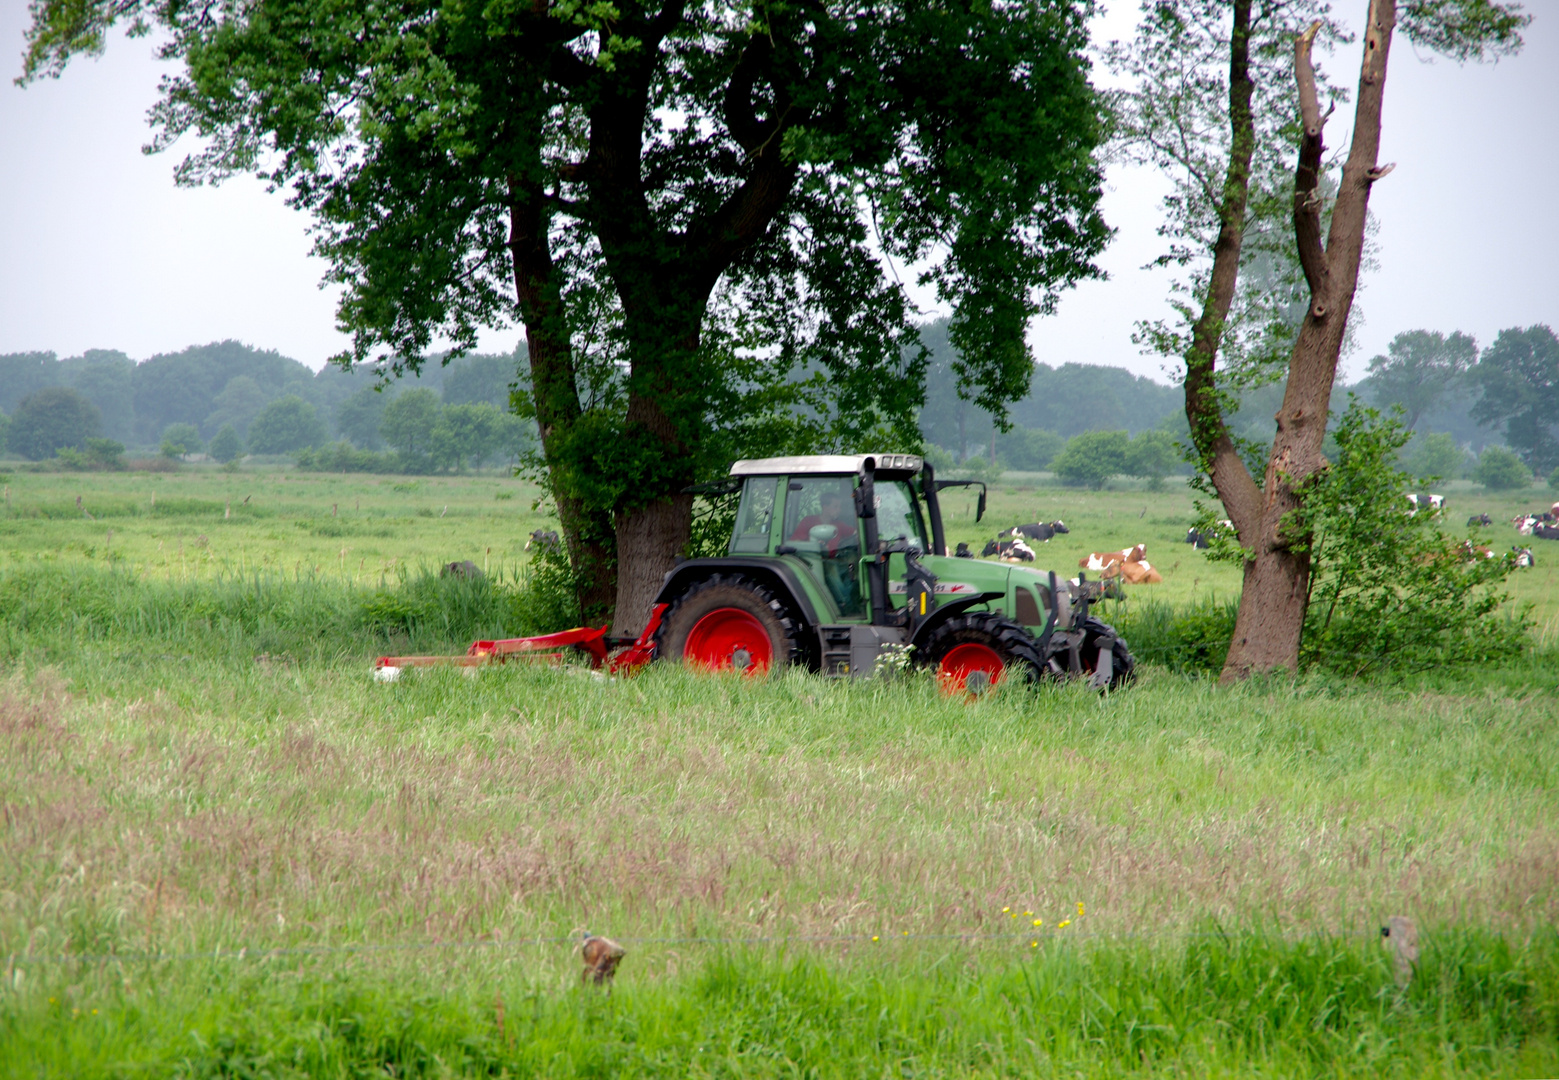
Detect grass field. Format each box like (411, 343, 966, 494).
(2, 463, 1557, 1076)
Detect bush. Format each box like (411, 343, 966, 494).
(160, 422, 204, 459)
(296, 441, 399, 473)
(209, 424, 243, 464)
(1051, 430, 1128, 489)
(57, 438, 127, 470)
(10, 387, 102, 460)
(1405, 430, 1467, 482)
(1293, 402, 1529, 677)
(1473, 445, 1531, 491)
(1549, 465, 1559, 492)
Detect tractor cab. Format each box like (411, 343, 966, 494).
(650, 453, 1134, 691)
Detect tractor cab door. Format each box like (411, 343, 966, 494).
(870, 479, 933, 618)
(779, 475, 866, 618)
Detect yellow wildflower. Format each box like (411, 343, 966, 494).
(1032, 919, 1043, 927)
(1058, 919, 1071, 928)
(872, 936, 879, 942)
(1077, 902, 1085, 917)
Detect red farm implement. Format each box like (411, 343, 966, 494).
(372, 607, 667, 682)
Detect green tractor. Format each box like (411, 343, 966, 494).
(646, 453, 1134, 691)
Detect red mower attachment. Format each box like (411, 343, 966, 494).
(371, 605, 668, 682)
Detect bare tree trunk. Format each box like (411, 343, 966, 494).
(509, 183, 616, 621)
(1220, 3, 1398, 679)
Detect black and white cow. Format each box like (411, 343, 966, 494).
(1513, 546, 1536, 568)
(1534, 524, 1559, 541)
(525, 529, 562, 550)
(1185, 519, 1234, 548)
(981, 537, 1036, 562)
(1467, 513, 1493, 528)
(1406, 493, 1446, 516)
(997, 520, 1069, 542)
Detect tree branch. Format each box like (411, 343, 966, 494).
(1292, 20, 1328, 313)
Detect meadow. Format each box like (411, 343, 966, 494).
(1, 462, 1557, 1076)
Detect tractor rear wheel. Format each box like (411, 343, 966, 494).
(920, 612, 1043, 695)
(655, 575, 804, 675)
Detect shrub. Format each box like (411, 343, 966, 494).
(1549, 465, 1559, 492)
(160, 422, 204, 459)
(1292, 402, 1529, 677)
(1405, 430, 1467, 482)
(1125, 429, 1181, 490)
(57, 438, 127, 470)
(1473, 445, 1531, 491)
(1051, 430, 1128, 489)
(209, 424, 243, 464)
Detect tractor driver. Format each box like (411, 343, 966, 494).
(790, 488, 858, 555)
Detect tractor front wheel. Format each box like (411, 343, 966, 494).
(921, 612, 1043, 695)
(655, 575, 803, 675)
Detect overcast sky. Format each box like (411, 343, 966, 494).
(2, 2, 1554, 386)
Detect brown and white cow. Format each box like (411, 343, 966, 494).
(1080, 543, 1163, 584)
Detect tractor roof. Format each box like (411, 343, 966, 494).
(729, 454, 923, 477)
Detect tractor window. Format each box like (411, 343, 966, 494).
(782, 475, 863, 616)
(875, 481, 928, 552)
(731, 477, 779, 554)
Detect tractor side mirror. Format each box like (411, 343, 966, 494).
(976, 489, 986, 523)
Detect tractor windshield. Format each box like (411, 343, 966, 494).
(875, 481, 928, 552)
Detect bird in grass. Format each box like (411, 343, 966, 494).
(577, 930, 626, 988)
(1381, 915, 1419, 987)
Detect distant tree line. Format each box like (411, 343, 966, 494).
(0, 340, 532, 470)
(917, 319, 1559, 491)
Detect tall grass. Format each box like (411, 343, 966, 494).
(5, 931, 1557, 1077)
(0, 562, 576, 658)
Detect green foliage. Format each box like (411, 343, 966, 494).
(1367, 329, 1478, 431)
(1294, 402, 1529, 677)
(1405, 430, 1468, 482)
(379, 389, 440, 465)
(247, 396, 327, 455)
(1115, 597, 1238, 676)
(335, 384, 390, 449)
(22, 0, 1114, 604)
(1052, 430, 1129, 489)
(160, 422, 203, 459)
(1471, 324, 1559, 475)
(996, 427, 1065, 471)
(1125, 429, 1182, 490)
(1474, 445, 1533, 491)
(208, 424, 242, 464)
(0, 410, 10, 456)
(10, 386, 102, 460)
(56, 438, 127, 471)
(1550, 466, 1559, 492)
(295, 441, 397, 474)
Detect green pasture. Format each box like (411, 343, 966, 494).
(2, 463, 1557, 1075)
(3, 463, 1556, 631)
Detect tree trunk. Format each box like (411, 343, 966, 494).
(1220, 2, 1397, 679)
(509, 183, 616, 621)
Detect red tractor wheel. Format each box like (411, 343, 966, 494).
(937, 642, 1008, 695)
(921, 612, 1043, 696)
(655, 575, 803, 675)
(683, 607, 776, 673)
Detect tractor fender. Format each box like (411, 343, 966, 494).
(908, 591, 1006, 654)
(655, 559, 825, 656)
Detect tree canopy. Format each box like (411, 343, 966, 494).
(1366, 329, 1478, 431)
(10, 387, 103, 460)
(23, 0, 1112, 630)
(1471, 324, 1559, 475)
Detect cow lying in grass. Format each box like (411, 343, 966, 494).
(1081, 543, 1163, 584)
(997, 520, 1069, 542)
(982, 537, 1036, 562)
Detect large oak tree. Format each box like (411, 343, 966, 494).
(1109, 0, 1527, 680)
(24, 0, 1111, 633)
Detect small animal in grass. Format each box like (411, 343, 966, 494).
(1381, 915, 1419, 987)
(578, 930, 626, 987)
